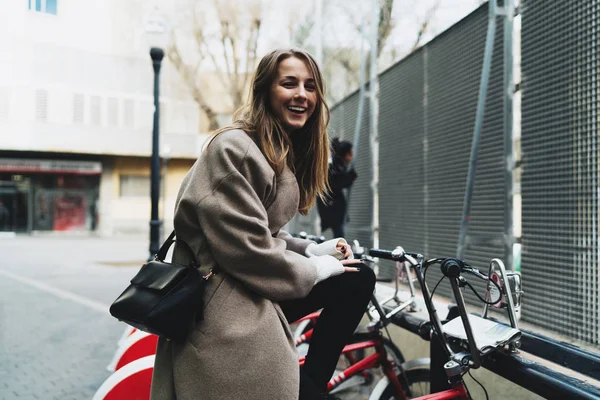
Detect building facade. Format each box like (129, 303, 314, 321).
(0, 0, 209, 236)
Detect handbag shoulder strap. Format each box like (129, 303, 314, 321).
(155, 230, 196, 266)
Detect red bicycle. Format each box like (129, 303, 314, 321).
(365, 246, 522, 400)
(292, 251, 431, 398)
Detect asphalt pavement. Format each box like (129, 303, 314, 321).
(0, 235, 374, 400)
(0, 235, 147, 400)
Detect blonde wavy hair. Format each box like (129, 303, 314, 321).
(211, 48, 330, 215)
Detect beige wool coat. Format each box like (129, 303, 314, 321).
(150, 129, 319, 400)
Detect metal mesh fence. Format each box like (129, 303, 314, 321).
(332, 93, 373, 248)
(327, 0, 599, 344)
(424, 4, 506, 301)
(520, 0, 599, 344)
(376, 51, 426, 281)
(331, 3, 506, 296)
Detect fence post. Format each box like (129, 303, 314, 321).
(457, 0, 498, 259)
(502, 0, 516, 270)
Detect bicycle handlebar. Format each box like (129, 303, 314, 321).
(370, 246, 489, 368)
(369, 247, 419, 266)
(370, 244, 518, 375)
(392, 312, 431, 341)
(369, 248, 398, 260)
(440, 258, 465, 277)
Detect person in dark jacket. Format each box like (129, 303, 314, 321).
(317, 138, 357, 238)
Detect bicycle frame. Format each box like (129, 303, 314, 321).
(374, 259, 418, 318)
(301, 329, 468, 400)
(294, 290, 427, 399)
(294, 303, 468, 399)
(290, 247, 432, 398)
(298, 333, 407, 395)
(409, 387, 468, 400)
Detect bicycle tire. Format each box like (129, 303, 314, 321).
(381, 337, 405, 365)
(373, 368, 431, 400)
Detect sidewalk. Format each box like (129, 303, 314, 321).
(0, 236, 147, 400)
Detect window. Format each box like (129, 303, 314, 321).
(90, 96, 102, 126)
(123, 99, 135, 129)
(73, 94, 84, 124)
(29, 0, 57, 15)
(119, 175, 150, 198)
(46, 0, 57, 14)
(140, 100, 153, 130)
(35, 89, 47, 122)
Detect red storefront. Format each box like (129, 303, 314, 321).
(0, 158, 101, 233)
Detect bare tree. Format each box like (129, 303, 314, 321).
(293, 0, 441, 103)
(168, 0, 262, 131)
(409, 0, 441, 52)
(377, 0, 395, 57)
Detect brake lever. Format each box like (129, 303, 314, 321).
(462, 266, 488, 281)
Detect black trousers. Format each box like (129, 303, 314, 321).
(280, 264, 376, 399)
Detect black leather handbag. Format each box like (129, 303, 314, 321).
(109, 231, 214, 341)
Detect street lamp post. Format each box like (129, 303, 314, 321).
(149, 47, 164, 259)
(145, 7, 169, 259)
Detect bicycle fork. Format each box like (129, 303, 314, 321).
(376, 339, 411, 399)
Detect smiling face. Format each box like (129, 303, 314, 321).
(269, 56, 317, 133)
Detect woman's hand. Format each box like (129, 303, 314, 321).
(305, 238, 352, 260)
(341, 258, 361, 272)
(336, 240, 354, 259)
(313, 256, 361, 285)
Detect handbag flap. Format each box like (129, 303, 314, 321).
(130, 260, 189, 291)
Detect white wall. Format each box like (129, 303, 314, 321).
(0, 0, 201, 158)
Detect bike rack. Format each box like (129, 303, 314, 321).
(386, 301, 600, 399)
(369, 258, 417, 321)
(481, 258, 522, 333)
(374, 251, 600, 398)
(304, 234, 600, 399)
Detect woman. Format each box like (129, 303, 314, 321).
(150, 49, 376, 400)
(317, 138, 357, 238)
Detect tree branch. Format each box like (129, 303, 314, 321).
(167, 39, 219, 131)
(410, 0, 440, 52)
(238, 18, 260, 108)
(215, 3, 236, 97)
(167, 0, 266, 131)
(191, 12, 229, 92)
(377, 0, 395, 58)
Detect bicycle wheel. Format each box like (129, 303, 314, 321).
(373, 368, 431, 400)
(381, 337, 405, 365)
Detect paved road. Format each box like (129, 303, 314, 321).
(0, 235, 376, 400)
(0, 236, 147, 400)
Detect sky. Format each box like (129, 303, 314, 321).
(261, 0, 484, 56)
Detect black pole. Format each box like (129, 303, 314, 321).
(149, 47, 164, 259)
(430, 332, 452, 393)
